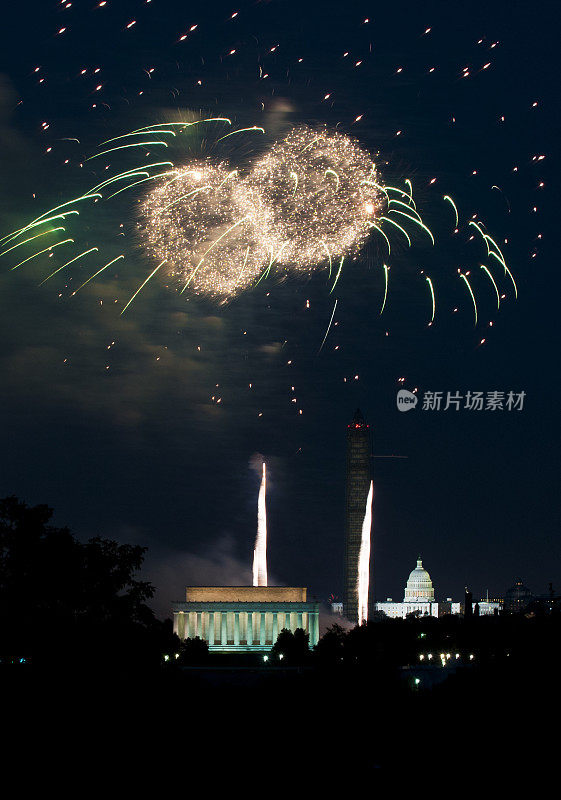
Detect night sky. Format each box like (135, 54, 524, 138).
(0, 0, 558, 617)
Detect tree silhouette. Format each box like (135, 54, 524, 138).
(271, 627, 310, 664)
(313, 623, 346, 664)
(0, 496, 174, 668)
(178, 636, 209, 665)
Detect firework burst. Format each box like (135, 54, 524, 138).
(0, 119, 516, 329)
(240, 125, 384, 271)
(137, 161, 268, 298)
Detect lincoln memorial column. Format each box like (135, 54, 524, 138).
(234, 612, 240, 646)
(221, 612, 227, 645)
(309, 611, 318, 645)
(208, 612, 215, 646)
(259, 612, 266, 646)
(247, 612, 253, 646)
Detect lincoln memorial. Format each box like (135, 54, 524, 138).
(172, 586, 320, 652)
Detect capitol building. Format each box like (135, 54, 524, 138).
(375, 557, 461, 619)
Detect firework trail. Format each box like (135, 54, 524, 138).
(357, 480, 373, 625)
(380, 263, 389, 314)
(425, 275, 436, 324)
(317, 298, 338, 354)
(252, 462, 268, 587)
(459, 272, 478, 326)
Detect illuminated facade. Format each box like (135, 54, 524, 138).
(404, 557, 435, 602)
(474, 600, 502, 616)
(376, 557, 461, 619)
(172, 586, 320, 652)
(344, 409, 371, 623)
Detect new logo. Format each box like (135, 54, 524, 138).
(397, 389, 418, 412)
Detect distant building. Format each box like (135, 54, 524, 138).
(344, 409, 371, 623)
(472, 592, 502, 615)
(172, 586, 320, 652)
(440, 598, 463, 616)
(376, 557, 461, 619)
(527, 584, 561, 615)
(473, 600, 502, 616)
(504, 579, 533, 613)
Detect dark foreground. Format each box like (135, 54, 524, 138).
(6, 615, 560, 773)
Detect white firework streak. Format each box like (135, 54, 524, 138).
(253, 462, 268, 586)
(357, 481, 373, 624)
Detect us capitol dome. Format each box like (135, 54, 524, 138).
(404, 557, 435, 603)
(375, 555, 461, 619)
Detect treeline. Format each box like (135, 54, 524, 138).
(0, 496, 177, 671)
